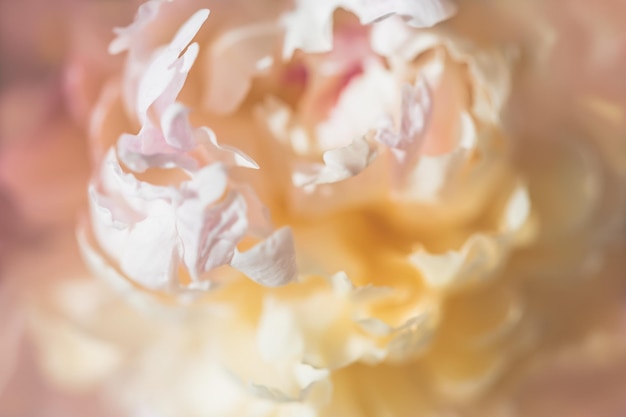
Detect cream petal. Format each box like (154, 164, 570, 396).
(410, 234, 506, 292)
(257, 299, 305, 362)
(410, 184, 532, 292)
(292, 137, 378, 187)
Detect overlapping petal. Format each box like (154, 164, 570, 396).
(282, 0, 457, 57)
(84, 8, 298, 295)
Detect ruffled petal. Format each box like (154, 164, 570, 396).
(177, 192, 248, 280)
(282, 0, 456, 57)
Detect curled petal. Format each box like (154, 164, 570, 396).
(136, 40, 199, 123)
(90, 179, 180, 290)
(410, 185, 533, 292)
(161, 102, 196, 151)
(118, 106, 260, 173)
(247, 363, 330, 404)
(293, 137, 378, 187)
(177, 192, 248, 280)
(410, 234, 506, 292)
(195, 127, 259, 169)
(117, 123, 198, 173)
(89, 151, 254, 292)
(135, 9, 209, 122)
(231, 227, 298, 287)
(109, 0, 171, 55)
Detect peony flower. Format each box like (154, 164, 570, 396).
(6, 1, 626, 417)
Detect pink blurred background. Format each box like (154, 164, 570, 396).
(0, 1, 625, 416)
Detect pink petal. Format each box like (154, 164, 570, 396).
(117, 101, 203, 173)
(177, 192, 248, 280)
(161, 103, 196, 151)
(135, 9, 209, 122)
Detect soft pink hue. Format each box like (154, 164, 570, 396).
(1, 1, 625, 417)
(84, 5, 297, 294)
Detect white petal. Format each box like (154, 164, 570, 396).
(136, 42, 199, 123)
(231, 227, 298, 287)
(135, 9, 209, 122)
(195, 127, 259, 169)
(117, 202, 180, 290)
(169, 9, 210, 55)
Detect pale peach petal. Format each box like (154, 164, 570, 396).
(205, 22, 281, 114)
